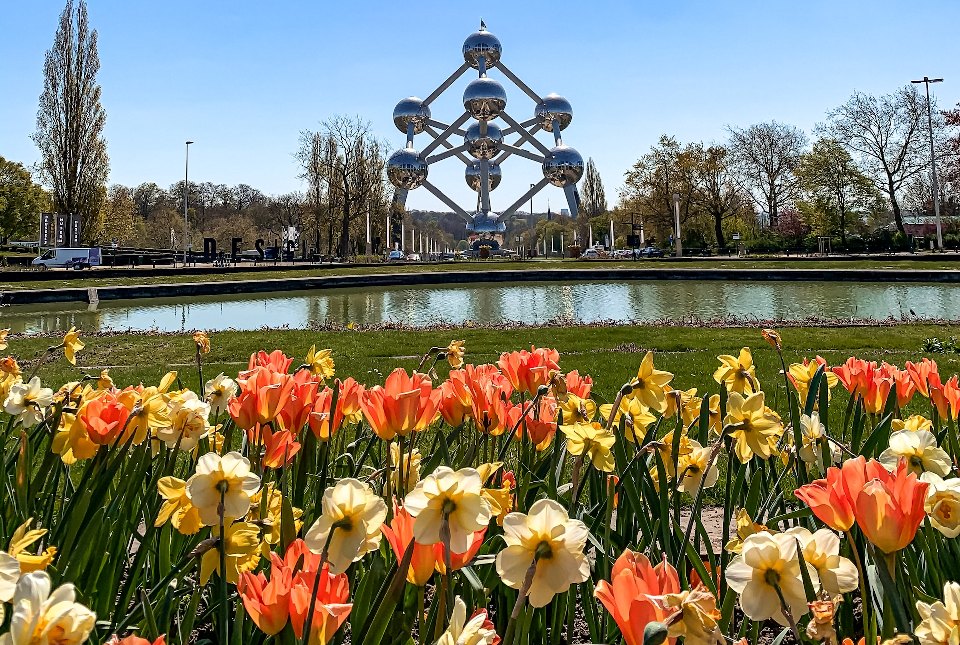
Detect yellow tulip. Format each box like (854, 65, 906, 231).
(304, 478, 388, 575)
(403, 467, 491, 554)
(496, 499, 589, 608)
(560, 421, 616, 473)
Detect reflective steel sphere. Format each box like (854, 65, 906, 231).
(462, 29, 502, 69)
(463, 78, 507, 121)
(393, 97, 431, 134)
(465, 161, 502, 192)
(542, 146, 584, 187)
(387, 148, 428, 190)
(468, 211, 506, 233)
(463, 122, 503, 159)
(535, 94, 573, 132)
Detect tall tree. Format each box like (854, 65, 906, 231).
(796, 138, 879, 245)
(621, 136, 698, 243)
(32, 0, 109, 244)
(823, 86, 932, 235)
(727, 121, 805, 228)
(0, 156, 50, 244)
(578, 158, 607, 242)
(100, 184, 142, 246)
(686, 144, 749, 248)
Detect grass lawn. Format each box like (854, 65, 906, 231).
(5, 257, 960, 291)
(13, 324, 960, 412)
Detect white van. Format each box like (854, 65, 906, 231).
(32, 247, 102, 270)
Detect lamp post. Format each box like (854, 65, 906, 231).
(672, 193, 682, 257)
(911, 76, 944, 250)
(183, 141, 193, 265)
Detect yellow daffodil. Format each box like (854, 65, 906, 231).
(156, 390, 212, 451)
(797, 412, 840, 471)
(193, 331, 211, 354)
(724, 392, 783, 463)
(437, 596, 498, 645)
(600, 396, 656, 443)
(403, 467, 492, 554)
(664, 385, 702, 427)
(0, 356, 22, 378)
(784, 527, 858, 596)
(557, 394, 596, 425)
(247, 484, 303, 545)
(630, 351, 673, 412)
(806, 597, 841, 643)
(496, 499, 589, 608)
(186, 451, 262, 526)
(921, 473, 960, 538)
(561, 421, 616, 472)
(199, 521, 262, 585)
(304, 478, 388, 575)
(1, 571, 95, 644)
(893, 414, 933, 433)
(305, 345, 336, 379)
(879, 429, 952, 476)
(724, 509, 773, 553)
(677, 444, 720, 496)
(707, 394, 722, 436)
(445, 340, 466, 369)
(0, 329, 8, 351)
(8, 519, 56, 573)
(97, 369, 114, 390)
(204, 373, 237, 416)
(390, 442, 422, 491)
(118, 387, 171, 446)
(661, 587, 724, 645)
(4, 376, 54, 428)
(714, 348, 759, 395)
(726, 531, 817, 626)
(789, 359, 838, 403)
(0, 370, 22, 408)
(155, 476, 203, 535)
(917, 581, 960, 645)
(52, 412, 99, 465)
(62, 326, 84, 365)
(657, 431, 697, 478)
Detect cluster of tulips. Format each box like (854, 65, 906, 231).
(3, 325, 960, 645)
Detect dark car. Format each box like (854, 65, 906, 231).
(639, 246, 664, 258)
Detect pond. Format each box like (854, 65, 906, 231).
(3, 280, 959, 333)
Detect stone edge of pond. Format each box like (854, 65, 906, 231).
(5, 267, 960, 305)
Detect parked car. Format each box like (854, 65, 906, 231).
(580, 248, 602, 259)
(406, 253, 421, 261)
(639, 246, 665, 258)
(32, 247, 102, 270)
(387, 250, 405, 262)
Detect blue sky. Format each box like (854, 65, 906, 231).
(1, 0, 957, 213)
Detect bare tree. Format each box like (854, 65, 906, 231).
(297, 116, 387, 258)
(32, 0, 109, 244)
(822, 86, 932, 234)
(727, 121, 805, 228)
(688, 144, 749, 248)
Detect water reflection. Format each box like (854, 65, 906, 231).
(3, 280, 959, 333)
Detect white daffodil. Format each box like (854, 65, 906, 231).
(784, 527, 858, 596)
(3, 377, 54, 428)
(880, 429, 952, 476)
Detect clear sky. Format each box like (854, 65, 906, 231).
(1, 0, 957, 214)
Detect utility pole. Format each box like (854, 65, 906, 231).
(911, 76, 944, 250)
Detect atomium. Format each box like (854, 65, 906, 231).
(387, 22, 586, 238)
(465, 161, 502, 191)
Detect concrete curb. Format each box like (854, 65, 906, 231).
(4, 267, 960, 306)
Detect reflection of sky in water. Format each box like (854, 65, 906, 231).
(2, 280, 958, 333)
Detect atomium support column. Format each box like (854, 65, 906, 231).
(386, 22, 588, 245)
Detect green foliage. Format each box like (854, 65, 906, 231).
(0, 156, 49, 243)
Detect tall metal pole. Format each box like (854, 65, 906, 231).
(673, 193, 682, 257)
(184, 140, 193, 265)
(912, 76, 944, 250)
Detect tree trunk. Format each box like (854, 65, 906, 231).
(339, 199, 351, 259)
(714, 212, 725, 249)
(887, 175, 906, 235)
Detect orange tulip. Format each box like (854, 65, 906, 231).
(595, 550, 681, 645)
(832, 357, 873, 397)
(853, 459, 928, 554)
(230, 367, 296, 429)
(238, 566, 293, 636)
(929, 373, 960, 421)
(271, 538, 324, 575)
(360, 368, 440, 440)
(380, 504, 438, 586)
(435, 527, 486, 574)
(863, 374, 893, 415)
(565, 370, 593, 399)
(277, 372, 319, 433)
(288, 564, 352, 644)
(248, 349, 294, 373)
(468, 378, 511, 436)
(793, 456, 884, 532)
(106, 636, 166, 645)
(261, 427, 301, 469)
(439, 371, 472, 426)
(905, 358, 939, 398)
(497, 346, 559, 395)
(885, 365, 916, 409)
(79, 391, 131, 445)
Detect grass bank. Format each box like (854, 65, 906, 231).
(5, 256, 960, 291)
(13, 323, 958, 408)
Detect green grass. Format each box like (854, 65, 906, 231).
(13, 324, 960, 409)
(5, 256, 960, 291)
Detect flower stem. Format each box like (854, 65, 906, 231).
(218, 489, 229, 643)
(301, 527, 335, 645)
(439, 510, 455, 621)
(503, 559, 538, 645)
(772, 582, 801, 641)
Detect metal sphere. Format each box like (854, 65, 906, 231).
(393, 97, 431, 134)
(535, 94, 573, 132)
(463, 122, 503, 159)
(387, 148, 428, 190)
(463, 77, 507, 121)
(465, 161, 502, 192)
(468, 211, 506, 233)
(542, 145, 585, 187)
(462, 29, 502, 69)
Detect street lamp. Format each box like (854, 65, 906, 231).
(183, 141, 194, 264)
(911, 76, 943, 250)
